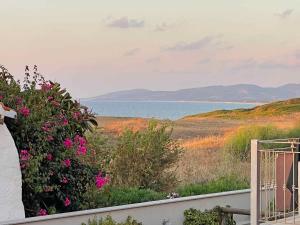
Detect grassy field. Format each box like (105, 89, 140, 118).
(95, 98, 300, 184)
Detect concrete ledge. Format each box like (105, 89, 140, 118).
(4, 189, 251, 225)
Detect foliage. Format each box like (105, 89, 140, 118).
(110, 121, 182, 191)
(186, 98, 300, 120)
(82, 216, 142, 225)
(184, 207, 236, 225)
(224, 125, 283, 161)
(0, 66, 106, 216)
(177, 176, 249, 197)
(81, 186, 166, 210)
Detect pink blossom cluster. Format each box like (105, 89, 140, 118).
(40, 82, 53, 91)
(20, 150, 30, 161)
(64, 197, 71, 207)
(19, 106, 30, 117)
(37, 209, 48, 216)
(95, 173, 109, 189)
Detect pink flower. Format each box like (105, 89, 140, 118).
(72, 111, 81, 120)
(41, 82, 53, 91)
(63, 138, 73, 149)
(47, 135, 54, 142)
(77, 146, 87, 155)
(20, 150, 30, 161)
(42, 122, 52, 132)
(47, 96, 54, 101)
(74, 135, 86, 146)
(0, 95, 3, 100)
(15, 97, 23, 105)
(95, 173, 109, 189)
(61, 177, 68, 184)
(64, 197, 71, 207)
(37, 209, 48, 216)
(64, 159, 71, 168)
(46, 153, 53, 161)
(62, 118, 68, 126)
(19, 106, 30, 117)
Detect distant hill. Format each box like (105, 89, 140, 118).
(84, 84, 300, 103)
(184, 98, 300, 119)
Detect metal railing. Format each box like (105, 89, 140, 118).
(251, 138, 300, 224)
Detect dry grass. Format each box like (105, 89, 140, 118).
(180, 135, 226, 150)
(96, 113, 300, 185)
(97, 117, 149, 135)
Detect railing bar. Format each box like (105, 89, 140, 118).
(267, 149, 272, 220)
(275, 151, 277, 222)
(273, 151, 276, 220)
(260, 151, 263, 221)
(265, 151, 268, 221)
(258, 147, 294, 151)
(293, 142, 295, 224)
(284, 151, 286, 222)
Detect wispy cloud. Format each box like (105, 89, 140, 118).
(106, 17, 145, 28)
(275, 9, 294, 19)
(154, 22, 174, 32)
(123, 48, 140, 56)
(162, 35, 221, 52)
(232, 58, 300, 71)
(146, 57, 160, 63)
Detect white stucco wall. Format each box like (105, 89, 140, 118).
(0, 123, 25, 223)
(4, 189, 250, 225)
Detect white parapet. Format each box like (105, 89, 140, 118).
(0, 105, 25, 222)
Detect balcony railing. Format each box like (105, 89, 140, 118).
(251, 138, 300, 224)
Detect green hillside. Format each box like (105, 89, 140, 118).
(185, 98, 300, 119)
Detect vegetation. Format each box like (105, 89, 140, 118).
(82, 216, 142, 225)
(224, 125, 284, 161)
(184, 207, 236, 225)
(177, 176, 249, 197)
(186, 98, 300, 119)
(110, 121, 182, 191)
(81, 186, 166, 209)
(0, 66, 107, 216)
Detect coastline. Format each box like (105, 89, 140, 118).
(81, 99, 265, 105)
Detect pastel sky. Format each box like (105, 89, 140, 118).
(1, 0, 300, 98)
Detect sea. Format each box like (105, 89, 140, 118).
(81, 100, 259, 120)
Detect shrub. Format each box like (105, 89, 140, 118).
(0, 66, 107, 216)
(224, 125, 283, 161)
(81, 186, 166, 209)
(110, 121, 182, 191)
(177, 176, 249, 197)
(82, 216, 142, 225)
(184, 207, 236, 225)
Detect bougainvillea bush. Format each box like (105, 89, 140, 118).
(0, 66, 108, 217)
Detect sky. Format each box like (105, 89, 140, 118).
(0, 0, 300, 98)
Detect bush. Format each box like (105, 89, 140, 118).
(224, 125, 283, 161)
(184, 207, 236, 225)
(0, 66, 107, 216)
(177, 176, 249, 197)
(81, 186, 166, 209)
(110, 121, 182, 191)
(82, 216, 142, 225)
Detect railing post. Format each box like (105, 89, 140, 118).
(251, 139, 260, 225)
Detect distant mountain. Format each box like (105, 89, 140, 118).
(83, 84, 300, 103)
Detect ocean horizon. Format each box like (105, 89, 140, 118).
(81, 100, 258, 120)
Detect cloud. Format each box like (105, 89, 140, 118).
(295, 50, 300, 59)
(275, 9, 293, 19)
(146, 57, 160, 63)
(123, 48, 140, 56)
(162, 35, 220, 52)
(154, 22, 174, 32)
(198, 58, 211, 64)
(232, 58, 300, 71)
(106, 17, 144, 28)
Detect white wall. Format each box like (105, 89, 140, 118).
(4, 190, 251, 225)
